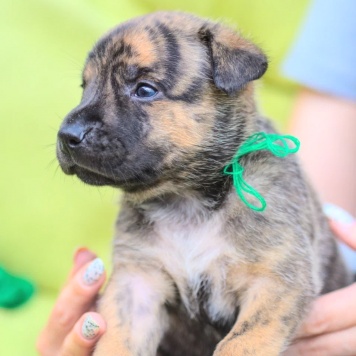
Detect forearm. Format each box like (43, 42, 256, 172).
(288, 88, 356, 215)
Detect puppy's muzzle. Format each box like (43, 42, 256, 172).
(58, 122, 92, 153)
(56, 114, 97, 177)
(56, 111, 128, 187)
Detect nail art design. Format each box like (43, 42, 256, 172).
(83, 258, 104, 285)
(82, 315, 100, 339)
(324, 203, 355, 225)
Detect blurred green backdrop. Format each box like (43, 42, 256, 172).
(0, 0, 309, 354)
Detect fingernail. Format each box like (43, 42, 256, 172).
(73, 247, 89, 263)
(323, 203, 355, 226)
(82, 315, 100, 340)
(82, 258, 104, 285)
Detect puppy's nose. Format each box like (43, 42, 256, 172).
(58, 123, 91, 150)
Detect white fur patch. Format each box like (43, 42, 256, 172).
(144, 196, 239, 322)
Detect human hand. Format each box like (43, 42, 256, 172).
(330, 219, 356, 251)
(37, 248, 106, 356)
(285, 221, 356, 355)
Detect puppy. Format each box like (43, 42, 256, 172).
(57, 12, 352, 355)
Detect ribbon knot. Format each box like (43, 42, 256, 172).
(223, 132, 300, 211)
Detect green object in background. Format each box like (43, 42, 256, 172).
(0, 267, 35, 308)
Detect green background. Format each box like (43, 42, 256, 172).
(0, 0, 309, 354)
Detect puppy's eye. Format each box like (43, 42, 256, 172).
(135, 84, 158, 98)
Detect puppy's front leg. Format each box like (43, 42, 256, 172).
(214, 276, 312, 356)
(94, 267, 174, 356)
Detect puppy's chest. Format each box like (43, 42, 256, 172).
(151, 216, 238, 322)
(154, 218, 224, 275)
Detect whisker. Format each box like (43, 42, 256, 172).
(43, 142, 57, 150)
(46, 157, 58, 170)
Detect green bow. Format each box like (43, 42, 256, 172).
(224, 132, 300, 211)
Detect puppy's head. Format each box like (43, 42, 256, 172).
(57, 12, 267, 197)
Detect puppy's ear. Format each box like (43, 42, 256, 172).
(198, 24, 268, 95)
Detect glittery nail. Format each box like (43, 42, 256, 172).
(82, 315, 100, 340)
(82, 258, 104, 285)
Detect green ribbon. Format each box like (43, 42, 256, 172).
(0, 266, 35, 309)
(223, 132, 300, 212)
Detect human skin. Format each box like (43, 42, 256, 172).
(288, 88, 356, 216)
(283, 87, 356, 354)
(284, 221, 356, 356)
(36, 248, 107, 356)
(37, 221, 356, 356)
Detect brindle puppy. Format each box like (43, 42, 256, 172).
(57, 12, 352, 356)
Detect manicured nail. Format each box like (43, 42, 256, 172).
(82, 258, 104, 285)
(82, 315, 100, 340)
(323, 203, 355, 226)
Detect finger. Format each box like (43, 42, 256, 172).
(37, 258, 105, 354)
(69, 247, 97, 280)
(61, 312, 106, 356)
(286, 326, 356, 356)
(296, 283, 356, 338)
(330, 220, 356, 250)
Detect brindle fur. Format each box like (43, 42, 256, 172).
(57, 12, 352, 355)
